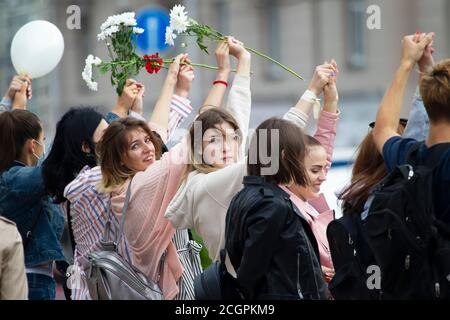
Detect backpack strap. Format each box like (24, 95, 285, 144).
(66, 201, 76, 253)
(23, 202, 43, 250)
(406, 142, 450, 169)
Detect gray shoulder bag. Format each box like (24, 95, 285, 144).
(85, 179, 166, 300)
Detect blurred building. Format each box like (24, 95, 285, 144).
(1, 0, 449, 146)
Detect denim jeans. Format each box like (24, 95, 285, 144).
(27, 273, 56, 300)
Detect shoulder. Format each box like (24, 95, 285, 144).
(64, 166, 102, 201)
(382, 137, 420, 171)
(0, 216, 17, 227)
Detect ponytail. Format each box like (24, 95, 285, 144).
(0, 110, 42, 171)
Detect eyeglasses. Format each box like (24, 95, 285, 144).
(368, 118, 408, 129)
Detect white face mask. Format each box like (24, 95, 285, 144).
(32, 139, 46, 162)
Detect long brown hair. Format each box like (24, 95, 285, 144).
(0, 110, 42, 172)
(185, 108, 242, 177)
(339, 122, 406, 215)
(97, 118, 162, 192)
(247, 117, 309, 187)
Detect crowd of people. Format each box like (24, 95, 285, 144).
(1, 31, 449, 300)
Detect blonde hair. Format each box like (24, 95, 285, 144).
(97, 118, 162, 193)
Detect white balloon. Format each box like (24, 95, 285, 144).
(10, 20, 64, 79)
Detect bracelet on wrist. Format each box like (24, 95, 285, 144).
(213, 80, 228, 87)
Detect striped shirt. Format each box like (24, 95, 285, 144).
(64, 96, 192, 300)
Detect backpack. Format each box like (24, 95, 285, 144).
(363, 142, 450, 299)
(84, 179, 165, 300)
(327, 213, 380, 300)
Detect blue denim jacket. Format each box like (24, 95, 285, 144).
(403, 87, 429, 141)
(0, 162, 65, 267)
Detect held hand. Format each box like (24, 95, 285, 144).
(308, 61, 338, 96)
(117, 79, 139, 110)
(323, 59, 339, 106)
(12, 80, 29, 109)
(215, 40, 231, 76)
(415, 32, 435, 74)
(131, 82, 145, 115)
(167, 53, 186, 82)
(227, 36, 250, 61)
(176, 60, 195, 98)
(401, 33, 434, 67)
(5, 75, 32, 101)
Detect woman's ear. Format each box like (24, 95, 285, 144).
(81, 141, 91, 154)
(281, 149, 286, 160)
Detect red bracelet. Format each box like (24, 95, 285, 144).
(213, 80, 228, 87)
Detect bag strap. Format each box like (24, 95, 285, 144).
(66, 201, 76, 253)
(114, 180, 133, 247)
(23, 202, 43, 249)
(406, 142, 450, 169)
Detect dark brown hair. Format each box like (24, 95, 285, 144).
(0, 109, 42, 172)
(97, 117, 162, 192)
(339, 122, 406, 214)
(247, 117, 308, 187)
(420, 59, 450, 123)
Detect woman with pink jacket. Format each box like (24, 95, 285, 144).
(90, 38, 254, 300)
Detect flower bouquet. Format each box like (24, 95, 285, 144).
(165, 4, 304, 80)
(82, 12, 220, 95)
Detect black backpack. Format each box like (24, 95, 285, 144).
(363, 142, 450, 299)
(327, 213, 381, 300)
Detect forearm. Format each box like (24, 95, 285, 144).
(373, 62, 413, 148)
(202, 70, 230, 109)
(292, 96, 315, 118)
(235, 54, 251, 77)
(314, 110, 340, 168)
(149, 76, 177, 131)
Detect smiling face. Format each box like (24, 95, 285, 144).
(298, 145, 328, 199)
(124, 127, 156, 172)
(201, 121, 240, 169)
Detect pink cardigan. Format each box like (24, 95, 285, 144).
(110, 141, 188, 300)
(280, 109, 339, 270)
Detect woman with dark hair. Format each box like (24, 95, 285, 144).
(42, 107, 107, 204)
(224, 118, 328, 300)
(0, 108, 65, 300)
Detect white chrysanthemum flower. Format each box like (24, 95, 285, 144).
(97, 25, 120, 41)
(100, 12, 137, 31)
(133, 27, 144, 34)
(169, 4, 190, 33)
(82, 55, 102, 91)
(165, 26, 177, 46)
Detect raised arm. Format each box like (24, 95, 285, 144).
(0, 75, 32, 112)
(200, 40, 231, 110)
(147, 54, 185, 141)
(403, 33, 434, 140)
(283, 61, 337, 129)
(372, 33, 433, 153)
(224, 37, 251, 158)
(314, 60, 340, 169)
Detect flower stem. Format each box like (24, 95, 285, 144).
(243, 46, 304, 80)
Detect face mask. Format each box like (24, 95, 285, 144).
(32, 139, 46, 164)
